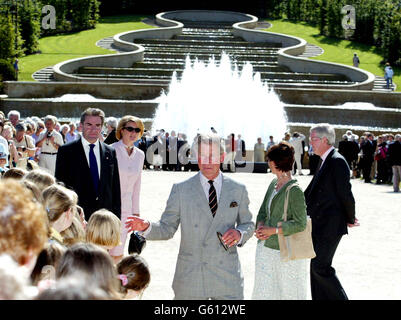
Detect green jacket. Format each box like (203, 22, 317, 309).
(256, 178, 307, 250)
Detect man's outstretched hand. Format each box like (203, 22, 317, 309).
(125, 216, 150, 232)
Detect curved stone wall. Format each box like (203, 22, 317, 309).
(232, 17, 375, 90)
(53, 10, 375, 90)
(53, 14, 183, 82)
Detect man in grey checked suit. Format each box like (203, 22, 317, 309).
(126, 133, 254, 300)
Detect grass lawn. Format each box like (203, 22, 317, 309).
(18, 15, 154, 81)
(265, 19, 400, 91)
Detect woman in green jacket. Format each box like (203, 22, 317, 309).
(252, 141, 308, 300)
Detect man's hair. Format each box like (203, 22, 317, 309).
(105, 117, 118, 129)
(310, 123, 336, 145)
(44, 115, 57, 125)
(7, 110, 20, 119)
(193, 133, 224, 157)
(80, 108, 105, 126)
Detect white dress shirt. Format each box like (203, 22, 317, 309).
(199, 171, 223, 203)
(81, 136, 101, 177)
(319, 146, 335, 170)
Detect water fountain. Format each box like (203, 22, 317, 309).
(152, 53, 288, 147)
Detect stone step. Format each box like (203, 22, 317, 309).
(139, 46, 278, 56)
(372, 76, 396, 92)
(297, 43, 324, 58)
(144, 52, 278, 62)
(174, 34, 241, 41)
(285, 104, 401, 128)
(139, 42, 279, 52)
(77, 66, 349, 82)
(177, 21, 234, 28)
(181, 29, 233, 36)
(132, 62, 290, 72)
(73, 71, 353, 85)
(182, 29, 233, 35)
(134, 38, 282, 48)
(32, 66, 55, 82)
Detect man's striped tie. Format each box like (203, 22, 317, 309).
(208, 180, 218, 217)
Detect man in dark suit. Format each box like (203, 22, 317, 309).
(360, 133, 376, 183)
(338, 134, 359, 169)
(55, 108, 121, 220)
(304, 123, 359, 300)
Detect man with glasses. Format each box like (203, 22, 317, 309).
(125, 133, 254, 300)
(305, 123, 359, 300)
(36, 115, 64, 175)
(55, 108, 121, 220)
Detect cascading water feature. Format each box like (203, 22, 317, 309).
(152, 52, 288, 147)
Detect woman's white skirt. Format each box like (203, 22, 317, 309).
(252, 241, 308, 300)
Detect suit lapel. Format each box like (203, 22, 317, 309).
(75, 138, 92, 181)
(309, 149, 335, 192)
(191, 173, 214, 223)
(98, 142, 108, 194)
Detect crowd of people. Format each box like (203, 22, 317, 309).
(0, 106, 400, 301)
(0, 109, 151, 300)
(336, 130, 401, 193)
(252, 129, 401, 193)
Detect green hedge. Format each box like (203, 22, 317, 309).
(0, 59, 17, 93)
(277, 0, 401, 66)
(0, 0, 100, 62)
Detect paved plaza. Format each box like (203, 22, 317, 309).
(129, 170, 401, 300)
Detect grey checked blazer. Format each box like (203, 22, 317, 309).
(146, 172, 254, 298)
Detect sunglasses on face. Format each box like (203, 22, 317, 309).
(123, 127, 141, 133)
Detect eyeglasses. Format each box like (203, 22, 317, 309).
(123, 127, 141, 133)
(309, 137, 322, 142)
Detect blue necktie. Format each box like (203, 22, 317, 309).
(89, 144, 99, 194)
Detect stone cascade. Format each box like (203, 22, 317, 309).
(71, 21, 354, 88)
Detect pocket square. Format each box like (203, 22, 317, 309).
(230, 201, 238, 208)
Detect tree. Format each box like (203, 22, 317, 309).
(18, 0, 41, 54)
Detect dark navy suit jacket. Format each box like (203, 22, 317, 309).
(304, 149, 355, 237)
(55, 137, 121, 220)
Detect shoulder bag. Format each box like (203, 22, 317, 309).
(277, 183, 316, 262)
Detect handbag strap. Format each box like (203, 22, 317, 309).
(282, 183, 298, 222)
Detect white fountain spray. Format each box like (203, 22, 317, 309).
(152, 52, 288, 147)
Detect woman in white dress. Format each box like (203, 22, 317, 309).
(109, 116, 145, 263)
(252, 142, 308, 300)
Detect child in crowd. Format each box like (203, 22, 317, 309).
(60, 208, 86, 246)
(21, 179, 43, 203)
(42, 184, 77, 245)
(24, 168, 56, 192)
(55, 243, 121, 299)
(75, 205, 87, 230)
(117, 254, 150, 300)
(30, 242, 66, 286)
(86, 209, 121, 259)
(0, 144, 8, 176)
(2, 167, 27, 179)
